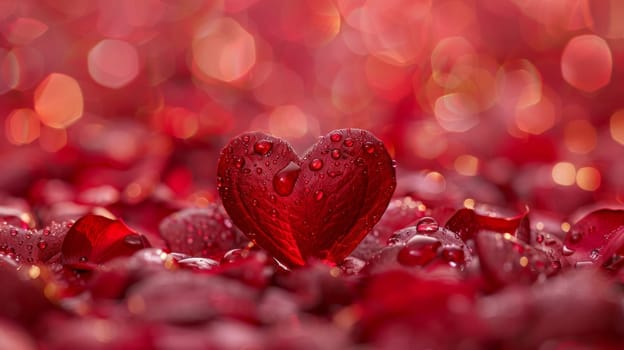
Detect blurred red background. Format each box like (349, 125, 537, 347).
(1, 0, 623, 217)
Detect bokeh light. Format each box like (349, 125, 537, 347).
(192, 17, 256, 83)
(5, 108, 40, 145)
(33, 73, 84, 129)
(610, 109, 624, 145)
(561, 34, 612, 93)
(0, 0, 621, 216)
(552, 162, 576, 186)
(576, 166, 601, 191)
(88, 39, 140, 89)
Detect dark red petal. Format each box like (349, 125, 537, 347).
(476, 231, 552, 289)
(159, 204, 247, 259)
(61, 214, 150, 268)
(564, 209, 624, 268)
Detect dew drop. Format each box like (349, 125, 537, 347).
(397, 235, 441, 267)
(330, 133, 342, 142)
(10, 229, 17, 236)
(242, 135, 250, 143)
(254, 139, 273, 155)
(363, 142, 376, 154)
(343, 138, 354, 147)
(416, 217, 439, 234)
(331, 149, 341, 160)
(270, 209, 278, 218)
(273, 161, 301, 196)
(536, 234, 544, 243)
(355, 157, 366, 166)
(327, 170, 343, 178)
(79, 256, 88, 262)
(242, 168, 251, 174)
(37, 241, 47, 249)
(256, 168, 262, 174)
(233, 156, 245, 169)
(441, 246, 465, 267)
(314, 190, 324, 201)
(309, 158, 323, 171)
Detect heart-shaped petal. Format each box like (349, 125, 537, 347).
(217, 129, 396, 267)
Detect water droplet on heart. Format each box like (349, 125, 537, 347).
(309, 158, 323, 171)
(233, 156, 245, 169)
(536, 234, 544, 243)
(328, 170, 343, 178)
(363, 142, 376, 154)
(330, 133, 342, 142)
(256, 168, 262, 175)
(10, 229, 17, 236)
(124, 234, 145, 248)
(416, 217, 438, 233)
(37, 241, 47, 249)
(43, 228, 50, 236)
(441, 246, 465, 267)
(343, 138, 354, 147)
(314, 190, 324, 201)
(331, 149, 341, 159)
(355, 157, 365, 166)
(243, 168, 251, 174)
(562, 245, 575, 256)
(273, 161, 301, 196)
(270, 209, 278, 218)
(397, 235, 441, 267)
(252, 199, 258, 207)
(79, 256, 88, 262)
(253, 139, 273, 155)
(242, 135, 250, 142)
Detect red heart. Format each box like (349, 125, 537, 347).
(217, 129, 396, 267)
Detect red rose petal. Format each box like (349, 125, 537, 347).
(351, 196, 428, 261)
(475, 231, 553, 289)
(564, 209, 624, 268)
(126, 271, 258, 324)
(159, 204, 248, 259)
(445, 203, 530, 242)
(0, 221, 69, 265)
(61, 214, 150, 268)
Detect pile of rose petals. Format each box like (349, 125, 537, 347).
(0, 176, 623, 349)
